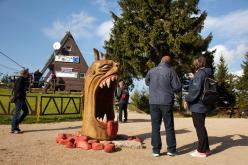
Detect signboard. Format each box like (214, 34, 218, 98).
(56, 71, 78, 78)
(61, 67, 73, 73)
(55, 55, 80, 63)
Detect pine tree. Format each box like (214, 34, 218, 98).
(236, 52, 248, 110)
(215, 55, 235, 107)
(239, 52, 248, 90)
(104, 0, 214, 82)
(215, 55, 228, 86)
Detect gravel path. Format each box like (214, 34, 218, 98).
(0, 111, 248, 165)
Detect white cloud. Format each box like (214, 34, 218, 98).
(232, 70, 243, 76)
(205, 9, 248, 38)
(96, 20, 113, 43)
(43, 11, 96, 39)
(210, 43, 248, 71)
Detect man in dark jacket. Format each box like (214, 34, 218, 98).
(11, 68, 29, 134)
(145, 49, 182, 157)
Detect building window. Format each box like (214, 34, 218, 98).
(66, 45, 72, 52)
(79, 72, 85, 78)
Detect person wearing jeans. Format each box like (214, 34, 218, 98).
(11, 99, 29, 133)
(11, 68, 29, 134)
(145, 46, 181, 157)
(150, 104, 176, 155)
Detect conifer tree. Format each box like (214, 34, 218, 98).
(215, 55, 228, 86)
(215, 55, 235, 107)
(239, 53, 248, 90)
(105, 0, 214, 82)
(236, 53, 248, 110)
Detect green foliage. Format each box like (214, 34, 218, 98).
(215, 55, 236, 107)
(236, 53, 248, 110)
(130, 89, 150, 114)
(215, 55, 228, 86)
(105, 0, 214, 82)
(237, 53, 248, 90)
(0, 74, 10, 84)
(0, 114, 82, 124)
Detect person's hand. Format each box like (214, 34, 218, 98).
(183, 100, 189, 110)
(188, 73, 194, 80)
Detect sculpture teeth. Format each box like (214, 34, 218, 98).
(111, 76, 115, 81)
(99, 83, 103, 88)
(102, 81, 106, 87)
(104, 114, 107, 122)
(106, 78, 111, 88)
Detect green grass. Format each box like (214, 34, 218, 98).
(0, 114, 82, 124)
(0, 88, 83, 124)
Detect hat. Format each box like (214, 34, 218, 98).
(159, 45, 176, 58)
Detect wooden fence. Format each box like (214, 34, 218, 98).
(0, 94, 83, 116)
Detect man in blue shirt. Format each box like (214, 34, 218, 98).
(145, 48, 181, 157)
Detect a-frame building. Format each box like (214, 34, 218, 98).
(41, 31, 88, 92)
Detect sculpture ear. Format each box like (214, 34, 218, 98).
(93, 48, 100, 61)
(100, 52, 107, 60)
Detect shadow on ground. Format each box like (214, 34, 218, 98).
(23, 126, 81, 133)
(134, 128, 191, 141)
(177, 134, 248, 155)
(127, 119, 151, 123)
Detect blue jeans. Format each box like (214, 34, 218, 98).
(150, 104, 176, 154)
(119, 103, 128, 122)
(11, 99, 29, 131)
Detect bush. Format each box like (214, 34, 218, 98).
(130, 89, 150, 114)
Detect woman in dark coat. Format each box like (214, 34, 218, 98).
(184, 56, 213, 158)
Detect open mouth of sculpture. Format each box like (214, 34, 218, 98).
(95, 74, 118, 127)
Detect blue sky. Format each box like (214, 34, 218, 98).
(0, 0, 248, 81)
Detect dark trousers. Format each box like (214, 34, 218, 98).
(150, 104, 176, 154)
(11, 99, 29, 131)
(192, 112, 210, 153)
(119, 103, 128, 122)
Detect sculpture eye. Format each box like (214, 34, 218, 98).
(99, 63, 112, 70)
(102, 65, 109, 69)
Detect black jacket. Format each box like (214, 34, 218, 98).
(13, 77, 28, 100)
(185, 67, 213, 113)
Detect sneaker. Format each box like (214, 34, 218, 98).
(190, 150, 207, 158)
(206, 150, 211, 155)
(152, 153, 160, 157)
(167, 151, 178, 156)
(10, 130, 21, 134)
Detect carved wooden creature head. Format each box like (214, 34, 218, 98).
(82, 48, 119, 140)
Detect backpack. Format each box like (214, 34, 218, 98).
(200, 72, 218, 106)
(120, 89, 129, 101)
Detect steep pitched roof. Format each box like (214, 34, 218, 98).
(41, 31, 88, 75)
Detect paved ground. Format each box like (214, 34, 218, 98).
(0, 111, 248, 165)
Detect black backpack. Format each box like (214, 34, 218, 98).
(200, 71, 219, 106)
